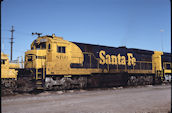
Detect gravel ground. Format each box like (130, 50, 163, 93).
(1, 84, 171, 113)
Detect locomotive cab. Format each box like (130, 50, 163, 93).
(1, 52, 18, 79)
(24, 38, 47, 69)
(24, 34, 84, 75)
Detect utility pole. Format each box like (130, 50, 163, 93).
(10, 26, 15, 61)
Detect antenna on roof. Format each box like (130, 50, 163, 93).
(32, 32, 42, 37)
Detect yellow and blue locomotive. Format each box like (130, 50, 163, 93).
(21, 34, 171, 91)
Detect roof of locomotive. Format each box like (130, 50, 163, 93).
(72, 41, 155, 54)
(33, 35, 170, 54)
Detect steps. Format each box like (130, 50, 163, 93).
(35, 68, 45, 90)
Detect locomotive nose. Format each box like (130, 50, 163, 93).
(25, 51, 35, 69)
(24, 50, 46, 69)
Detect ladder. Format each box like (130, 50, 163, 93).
(35, 65, 46, 90)
(154, 70, 163, 84)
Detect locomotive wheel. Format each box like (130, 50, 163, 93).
(45, 76, 88, 90)
(127, 74, 154, 86)
(1, 79, 17, 96)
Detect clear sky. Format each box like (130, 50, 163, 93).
(1, 0, 171, 60)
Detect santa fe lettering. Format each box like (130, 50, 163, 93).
(99, 50, 136, 66)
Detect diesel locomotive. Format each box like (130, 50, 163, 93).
(1, 52, 20, 94)
(21, 34, 171, 90)
(1, 34, 171, 93)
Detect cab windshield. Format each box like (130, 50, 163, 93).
(31, 42, 46, 50)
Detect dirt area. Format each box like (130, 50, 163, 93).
(2, 84, 171, 113)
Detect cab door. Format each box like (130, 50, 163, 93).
(55, 44, 69, 74)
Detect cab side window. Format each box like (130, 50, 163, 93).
(57, 46, 66, 53)
(48, 44, 51, 51)
(57, 46, 61, 53)
(62, 47, 65, 53)
(1, 59, 5, 64)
